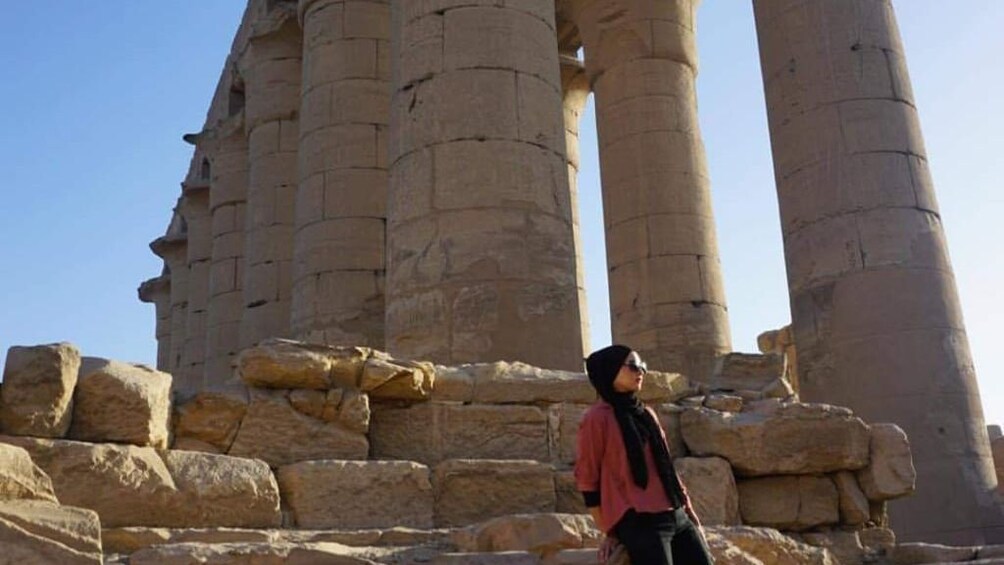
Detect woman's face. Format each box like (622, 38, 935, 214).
(612, 351, 647, 393)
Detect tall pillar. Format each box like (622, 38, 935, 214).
(292, 0, 390, 347)
(204, 118, 249, 394)
(754, 0, 1004, 544)
(560, 53, 592, 353)
(178, 181, 212, 399)
(239, 15, 302, 348)
(387, 0, 585, 370)
(150, 210, 188, 384)
(570, 0, 731, 379)
(138, 273, 172, 372)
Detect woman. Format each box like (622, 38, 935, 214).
(575, 345, 713, 564)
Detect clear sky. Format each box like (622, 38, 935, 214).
(1, 2, 1001, 424)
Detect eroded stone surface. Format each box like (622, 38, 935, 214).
(676, 456, 740, 526)
(681, 403, 870, 476)
(856, 423, 916, 501)
(0, 443, 57, 502)
(737, 475, 839, 531)
(433, 460, 556, 527)
(173, 392, 248, 453)
(0, 500, 102, 558)
(0, 342, 80, 437)
(238, 339, 369, 390)
(278, 460, 433, 529)
(70, 358, 172, 449)
(453, 513, 599, 555)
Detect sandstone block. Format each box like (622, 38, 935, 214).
(160, 450, 282, 528)
(69, 358, 172, 449)
(454, 513, 599, 556)
(101, 527, 274, 554)
(681, 403, 870, 476)
(737, 475, 839, 531)
(238, 339, 368, 389)
(553, 471, 586, 515)
(278, 460, 433, 529)
(0, 443, 57, 502)
(708, 353, 785, 392)
(370, 402, 548, 464)
(433, 460, 556, 527)
(800, 531, 866, 565)
(549, 403, 588, 464)
(228, 389, 368, 467)
(1, 436, 177, 527)
(711, 526, 837, 564)
(0, 342, 80, 437)
(173, 392, 248, 452)
(432, 552, 540, 565)
(891, 542, 977, 564)
(701, 532, 763, 565)
(129, 541, 376, 565)
(431, 365, 475, 401)
(0, 510, 101, 565)
(288, 388, 370, 433)
(466, 362, 594, 404)
(833, 471, 870, 526)
(856, 423, 915, 501)
(676, 457, 740, 526)
(0, 500, 102, 559)
(858, 527, 896, 555)
(704, 394, 743, 412)
(657, 403, 688, 458)
(361, 356, 433, 400)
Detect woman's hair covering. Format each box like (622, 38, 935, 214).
(585, 345, 687, 508)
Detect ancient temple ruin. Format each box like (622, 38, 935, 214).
(137, 0, 1002, 547)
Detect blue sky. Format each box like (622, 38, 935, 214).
(1, 2, 1001, 424)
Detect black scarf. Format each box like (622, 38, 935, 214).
(585, 345, 687, 509)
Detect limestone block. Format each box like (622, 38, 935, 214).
(800, 531, 866, 565)
(0, 500, 102, 559)
(737, 475, 839, 531)
(1, 436, 177, 527)
(856, 423, 915, 501)
(361, 356, 433, 400)
(0, 342, 80, 437)
(549, 403, 589, 464)
(433, 460, 556, 527)
(891, 543, 977, 564)
(100, 527, 277, 554)
(705, 394, 743, 413)
(0, 443, 57, 502)
(681, 403, 870, 476)
(700, 532, 762, 565)
(711, 526, 837, 565)
(707, 353, 785, 392)
(833, 471, 870, 526)
(173, 392, 247, 453)
(554, 470, 586, 515)
(238, 338, 368, 389)
(129, 541, 375, 565)
(228, 389, 368, 467)
(277, 460, 433, 529)
(69, 358, 172, 449)
(160, 450, 281, 528)
(858, 527, 896, 555)
(454, 513, 599, 555)
(676, 457, 740, 526)
(370, 402, 548, 464)
(0, 512, 101, 565)
(464, 362, 594, 405)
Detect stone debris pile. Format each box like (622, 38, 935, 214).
(2, 339, 997, 563)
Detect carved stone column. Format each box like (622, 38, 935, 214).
(754, 0, 1004, 544)
(292, 0, 390, 347)
(387, 0, 586, 369)
(570, 0, 731, 379)
(138, 273, 172, 372)
(239, 10, 302, 348)
(150, 209, 189, 386)
(178, 179, 212, 398)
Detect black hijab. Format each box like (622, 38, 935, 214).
(585, 345, 686, 508)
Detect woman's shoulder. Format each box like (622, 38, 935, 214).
(582, 401, 615, 423)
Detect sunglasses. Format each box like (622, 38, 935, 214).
(624, 360, 648, 374)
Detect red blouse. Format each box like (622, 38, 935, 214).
(573, 400, 694, 534)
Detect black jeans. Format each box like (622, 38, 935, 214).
(613, 508, 714, 565)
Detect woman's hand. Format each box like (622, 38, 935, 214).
(598, 535, 618, 562)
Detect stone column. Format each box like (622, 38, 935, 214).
(754, 0, 1004, 544)
(150, 210, 188, 383)
(138, 273, 172, 372)
(387, 0, 586, 370)
(570, 0, 730, 379)
(561, 53, 592, 353)
(204, 119, 249, 394)
(239, 15, 302, 349)
(291, 0, 390, 347)
(178, 182, 212, 398)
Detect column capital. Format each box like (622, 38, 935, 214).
(138, 275, 171, 303)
